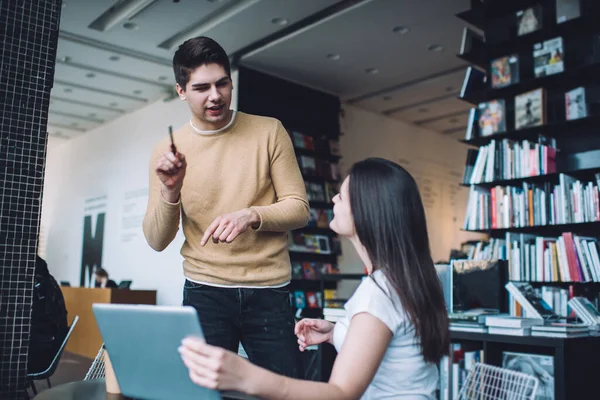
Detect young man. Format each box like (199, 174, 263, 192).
(142, 36, 309, 378)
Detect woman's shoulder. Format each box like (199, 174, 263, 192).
(345, 270, 406, 331)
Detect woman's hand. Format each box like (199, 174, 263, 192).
(294, 318, 335, 351)
(179, 337, 252, 392)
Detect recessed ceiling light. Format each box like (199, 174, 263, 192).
(365, 68, 379, 75)
(392, 26, 410, 35)
(109, 55, 120, 61)
(110, 102, 118, 107)
(383, 95, 392, 101)
(133, 89, 142, 95)
(271, 17, 288, 26)
(62, 2, 67, 8)
(64, 88, 72, 93)
(86, 73, 96, 78)
(59, 56, 71, 63)
(427, 44, 444, 52)
(122, 21, 138, 30)
(418, 108, 428, 113)
(326, 53, 341, 61)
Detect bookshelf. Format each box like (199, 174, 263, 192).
(453, 1, 600, 399)
(237, 66, 345, 320)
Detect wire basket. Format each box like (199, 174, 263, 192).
(458, 362, 539, 400)
(84, 343, 107, 380)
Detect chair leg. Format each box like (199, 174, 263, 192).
(46, 378, 52, 388)
(29, 380, 37, 396)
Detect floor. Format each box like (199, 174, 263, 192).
(29, 352, 92, 397)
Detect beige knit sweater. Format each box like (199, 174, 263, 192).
(143, 112, 309, 286)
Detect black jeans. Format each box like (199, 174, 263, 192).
(183, 280, 302, 378)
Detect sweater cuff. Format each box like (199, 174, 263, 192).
(160, 192, 181, 207)
(249, 206, 264, 231)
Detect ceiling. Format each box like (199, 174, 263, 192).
(48, 0, 474, 146)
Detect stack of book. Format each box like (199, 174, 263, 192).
(449, 309, 498, 333)
(485, 315, 543, 336)
(531, 322, 590, 338)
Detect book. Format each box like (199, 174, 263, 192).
(569, 296, 600, 325)
(485, 315, 545, 328)
(464, 108, 478, 140)
(534, 37, 565, 78)
(556, 0, 581, 24)
(565, 87, 587, 120)
(460, 27, 484, 55)
(516, 6, 542, 36)
(505, 282, 560, 321)
(490, 54, 520, 88)
(477, 99, 506, 136)
(488, 326, 531, 336)
(515, 88, 545, 130)
(460, 66, 486, 99)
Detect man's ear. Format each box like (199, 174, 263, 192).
(176, 83, 186, 101)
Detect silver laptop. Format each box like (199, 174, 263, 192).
(92, 303, 255, 400)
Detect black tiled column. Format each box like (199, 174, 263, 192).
(0, 1, 62, 398)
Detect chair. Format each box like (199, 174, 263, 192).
(458, 362, 539, 400)
(84, 343, 107, 380)
(26, 315, 79, 396)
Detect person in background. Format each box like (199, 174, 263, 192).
(28, 255, 69, 373)
(142, 36, 309, 378)
(94, 267, 118, 289)
(179, 157, 450, 399)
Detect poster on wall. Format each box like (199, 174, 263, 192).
(81, 195, 107, 287)
(120, 188, 149, 243)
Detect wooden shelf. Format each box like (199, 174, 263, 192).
(471, 61, 600, 105)
(294, 146, 341, 162)
(462, 221, 600, 236)
(456, 6, 484, 30)
(461, 167, 600, 188)
(460, 114, 600, 147)
(289, 251, 338, 263)
(308, 201, 333, 209)
(294, 226, 335, 236)
(302, 174, 340, 185)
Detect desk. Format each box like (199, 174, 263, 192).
(35, 379, 259, 399)
(61, 287, 157, 358)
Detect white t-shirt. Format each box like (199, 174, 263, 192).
(332, 270, 438, 400)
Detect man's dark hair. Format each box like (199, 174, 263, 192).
(95, 268, 109, 278)
(172, 36, 231, 90)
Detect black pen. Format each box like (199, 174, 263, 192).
(169, 125, 177, 155)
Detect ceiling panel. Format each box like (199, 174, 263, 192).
(355, 69, 467, 113)
(58, 0, 341, 57)
(241, 0, 470, 99)
(416, 112, 470, 132)
(48, 124, 86, 139)
(56, 38, 175, 84)
(49, 99, 124, 121)
(391, 96, 471, 123)
(48, 113, 102, 131)
(51, 82, 147, 111)
(53, 62, 169, 100)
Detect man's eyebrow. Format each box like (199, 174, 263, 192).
(191, 77, 230, 88)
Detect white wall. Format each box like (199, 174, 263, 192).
(42, 98, 191, 305)
(336, 105, 485, 282)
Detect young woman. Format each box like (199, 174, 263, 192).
(179, 157, 450, 399)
